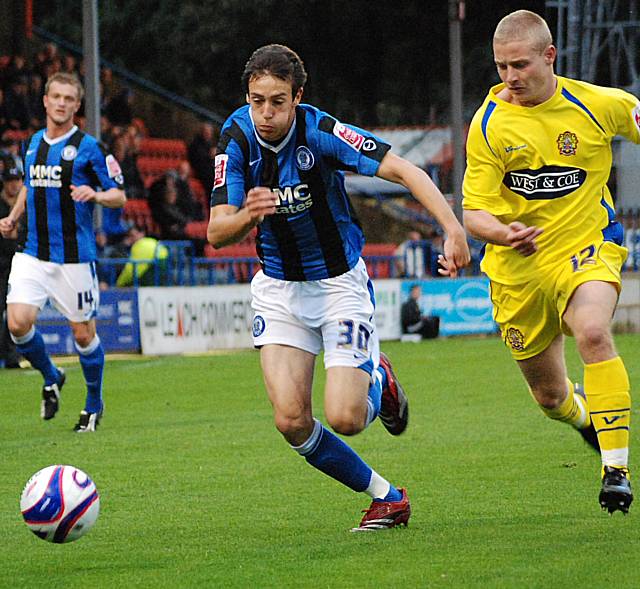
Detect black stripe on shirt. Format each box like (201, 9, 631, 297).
(211, 122, 250, 207)
(34, 138, 50, 260)
(59, 130, 84, 262)
(260, 146, 305, 280)
(296, 109, 349, 277)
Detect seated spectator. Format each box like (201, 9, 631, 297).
(111, 132, 145, 200)
(175, 162, 204, 220)
(148, 172, 193, 240)
(105, 87, 134, 128)
(400, 284, 440, 339)
(27, 73, 45, 127)
(114, 226, 169, 287)
(395, 230, 430, 278)
(4, 75, 30, 130)
(188, 121, 215, 196)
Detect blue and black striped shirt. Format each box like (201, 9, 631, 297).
(211, 104, 390, 281)
(22, 126, 123, 263)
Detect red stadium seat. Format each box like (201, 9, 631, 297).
(123, 199, 161, 237)
(362, 243, 397, 278)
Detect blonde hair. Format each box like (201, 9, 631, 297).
(494, 10, 553, 53)
(44, 72, 84, 102)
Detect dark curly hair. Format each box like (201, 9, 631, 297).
(241, 44, 307, 97)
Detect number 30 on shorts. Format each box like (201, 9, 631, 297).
(337, 320, 371, 352)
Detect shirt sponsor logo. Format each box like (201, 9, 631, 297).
(633, 104, 640, 133)
(503, 166, 586, 200)
(213, 154, 228, 189)
(106, 154, 123, 178)
(556, 130, 578, 156)
(271, 183, 312, 214)
(61, 145, 78, 161)
(295, 146, 315, 170)
(29, 164, 62, 188)
(362, 139, 377, 151)
(333, 122, 365, 151)
(505, 144, 527, 153)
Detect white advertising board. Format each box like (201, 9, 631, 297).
(138, 286, 253, 355)
(371, 279, 402, 341)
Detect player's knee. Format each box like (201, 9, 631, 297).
(273, 413, 313, 442)
(326, 411, 365, 436)
(532, 386, 565, 410)
(575, 323, 612, 356)
(7, 313, 33, 337)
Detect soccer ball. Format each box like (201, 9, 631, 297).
(20, 465, 100, 543)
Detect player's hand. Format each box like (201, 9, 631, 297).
(506, 221, 543, 256)
(245, 186, 277, 224)
(70, 184, 97, 203)
(0, 216, 16, 237)
(438, 229, 471, 277)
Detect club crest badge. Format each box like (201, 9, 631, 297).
(505, 327, 525, 352)
(61, 145, 78, 161)
(557, 131, 578, 156)
(295, 146, 315, 171)
(252, 315, 266, 337)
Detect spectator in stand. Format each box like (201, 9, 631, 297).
(114, 226, 169, 288)
(149, 171, 192, 240)
(175, 161, 204, 220)
(187, 121, 215, 196)
(5, 75, 31, 130)
(61, 54, 79, 76)
(4, 55, 28, 87)
(111, 132, 146, 200)
(0, 136, 23, 172)
(34, 43, 61, 81)
(395, 230, 429, 278)
(27, 74, 45, 127)
(400, 284, 440, 340)
(0, 160, 24, 368)
(104, 87, 134, 128)
(0, 89, 9, 137)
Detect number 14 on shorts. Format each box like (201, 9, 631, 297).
(77, 290, 94, 310)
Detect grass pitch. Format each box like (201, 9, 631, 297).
(1, 334, 639, 588)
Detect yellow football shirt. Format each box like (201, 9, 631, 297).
(463, 76, 640, 284)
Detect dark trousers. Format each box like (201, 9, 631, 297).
(0, 261, 20, 366)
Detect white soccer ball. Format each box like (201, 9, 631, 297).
(20, 465, 100, 543)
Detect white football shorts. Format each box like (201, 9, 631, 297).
(251, 258, 380, 376)
(7, 252, 100, 323)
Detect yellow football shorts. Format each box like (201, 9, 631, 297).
(490, 241, 628, 360)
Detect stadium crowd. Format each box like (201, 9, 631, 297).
(0, 41, 638, 289)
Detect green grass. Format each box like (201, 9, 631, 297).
(1, 334, 639, 588)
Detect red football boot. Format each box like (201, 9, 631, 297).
(378, 352, 409, 435)
(351, 488, 411, 532)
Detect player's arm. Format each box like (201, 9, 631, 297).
(464, 209, 543, 257)
(376, 152, 470, 276)
(70, 185, 126, 208)
(207, 187, 277, 248)
(0, 184, 26, 238)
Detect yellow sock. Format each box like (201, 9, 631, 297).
(539, 379, 590, 429)
(584, 356, 631, 468)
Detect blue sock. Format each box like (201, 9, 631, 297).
(76, 336, 104, 413)
(377, 363, 388, 390)
(293, 419, 372, 492)
(13, 327, 59, 385)
(365, 375, 382, 426)
(376, 486, 403, 503)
